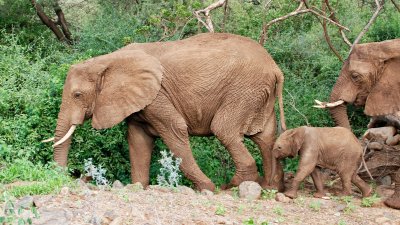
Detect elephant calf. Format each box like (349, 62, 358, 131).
(271, 126, 372, 198)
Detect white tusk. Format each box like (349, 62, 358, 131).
(53, 125, 77, 147)
(41, 137, 55, 143)
(313, 99, 344, 109)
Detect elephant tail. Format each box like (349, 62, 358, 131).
(276, 72, 287, 132)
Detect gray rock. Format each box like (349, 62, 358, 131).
(386, 134, 400, 146)
(60, 187, 69, 195)
(363, 126, 396, 142)
(238, 181, 262, 200)
(90, 214, 102, 225)
(177, 185, 196, 195)
(201, 189, 214, 196)
(125, 182, 144, 191)
(375, 217, 390, 224)
(87, 183, 99, 190)
(16, 196, 34, 209)
(275, 193, 291, 203)
(381, 175, 392, 186)
(336, 204, 346, 212)
(367, 142, 383, 151)
(112, 180, 124, 189)
(35, 208, 70, 225)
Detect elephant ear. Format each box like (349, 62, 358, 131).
(353, 39, 400, 60)
(92, 50, 163, 129)
(290, 127, 306, 156)
(364, 59, 400, 116)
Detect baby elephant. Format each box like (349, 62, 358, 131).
(271, 126, 372, 199)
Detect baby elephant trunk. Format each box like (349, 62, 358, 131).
(269, 157, 277, 186)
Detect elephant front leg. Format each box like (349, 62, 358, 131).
(127, 120, 154, 188)
(385, 169, 400, 209)
(285, 160, 316, 199)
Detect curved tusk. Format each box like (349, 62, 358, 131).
(313, 99, 344, 109)
(41, 137, 55, 143)
(53, 125, 77, 147)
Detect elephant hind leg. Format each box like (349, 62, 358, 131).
(250, 117, 285, 192)
(351, 174, 372, 197)
(127, 119, 154, 187)
(211, 118, 258, 187)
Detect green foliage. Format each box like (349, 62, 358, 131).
(0, 159, 72, 198)
(361, 193, 380, 207)
(0, 192, 39, 225)
(1, 0, 399, 189)
(215, 204, 226, 216)
(261, 189, 277, 200)
(309, 200, 321, 212)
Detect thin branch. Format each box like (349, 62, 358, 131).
(221, 0, 229, 32)
(324, 0, 351, 46)
(285, 89, 310, 126)
(194, 0, 226, 33)
(390, 0, 400, 12)
(350, 0, 385, 52)
(259, 1, 349, 46)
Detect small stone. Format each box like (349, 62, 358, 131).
(125, 182, 144, 192)
(334, 212, 340, 216)
(98, 185, 111, 191)
(16, 196, 34, 209)
(90, 214, 102, 225)
(76, 178, 88, 189)
(381, 175, 392, 186)
(336, 204, 346, 212)
(375, 217, 390, 224)
(112, 180, 124, 189)
(201, 189, 214, 196)
(363, 126, 396, 142)
(102, 210, 118, 224)
(109, 217, 123, 225)
(386, 134, 400, 146)
(275, 193, 291, 203)
(87, 183, 99, 190)
(147, 185, 170, 192)
(35, 208, 69, 225)
(238, 181, 262, 200)
(60, 187, 69, 195)
(367, 142, 383, 151)
(177, 186, 196, 195)
(33, 196, 52, 208)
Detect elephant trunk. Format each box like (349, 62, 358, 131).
(269, 155, 277, 186)
(329, 76, 351, 129)
(53, 103, 84, 167)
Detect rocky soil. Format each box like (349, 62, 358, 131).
(2, 177, 400, 225)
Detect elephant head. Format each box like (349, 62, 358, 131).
(53, 50, 163, 166)
(270, 127, 305, 184)
(327, 39, 400, 129)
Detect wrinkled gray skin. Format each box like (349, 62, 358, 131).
(52, 33, 287, 191)
(271, 126, 372, 198)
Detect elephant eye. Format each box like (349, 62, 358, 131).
(351, 72, 361, 80)
(73, 91, 82, 98)
(278, 146, 282, 150)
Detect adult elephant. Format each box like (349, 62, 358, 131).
(49, 33, 287, 191)
(315, 39, 400, 209)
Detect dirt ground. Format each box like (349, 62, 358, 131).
(4, 175, 400, 225)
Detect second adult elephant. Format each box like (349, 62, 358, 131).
(49, 33, 287, 191)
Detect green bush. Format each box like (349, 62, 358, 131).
(1, 0, 399, 188)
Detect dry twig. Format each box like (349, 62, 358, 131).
(285, 89, 310, 126)
(350, 0, 385, 52)
(259, 0, 349, 46)
(194, 0, 226, 33)
(391, 0, 400, 12)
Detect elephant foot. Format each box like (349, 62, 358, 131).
(384, 194, 400, 209)
(284, 189, 298, 199)
(229, 170, 259, 187)
(259, 176, 285, 192)
(313, 191, 327, 198)
(362, 187, 373, 198)
(195, 181, 216, 192)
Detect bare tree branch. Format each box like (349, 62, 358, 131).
(321, 1, 343, 62)
(31, 0, 72, 44)
(194, 0, 226, 33)
(259, 1, 349, 46)
(350, 0, 385, 52)
(221, 0, 229, 32)
(323, 0, 351, 46)
(391, 0, 400, 11)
